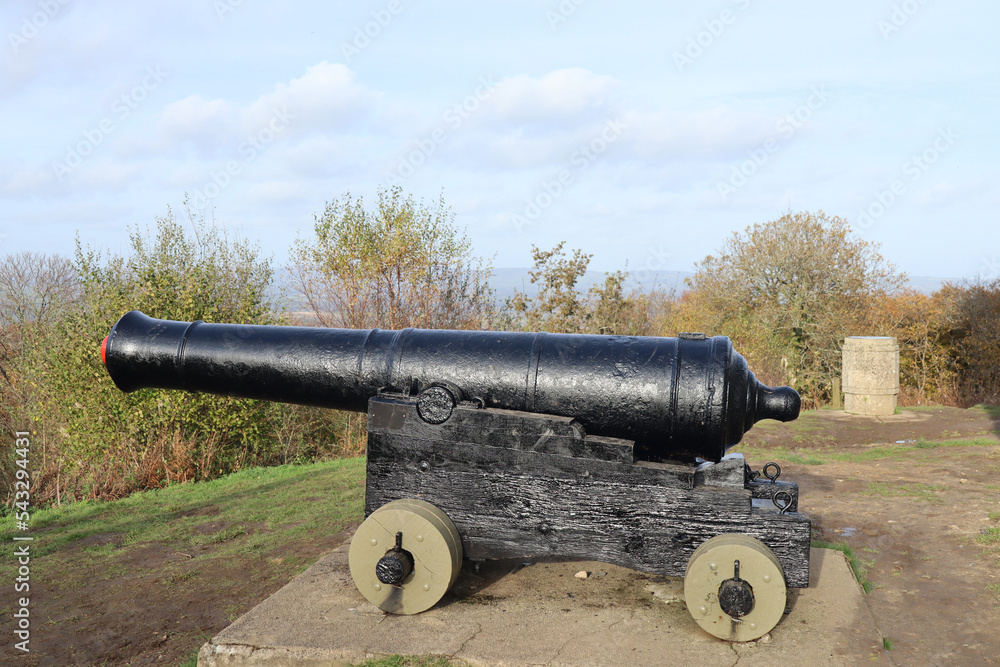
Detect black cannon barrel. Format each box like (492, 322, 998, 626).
(101, 311, 799, 462)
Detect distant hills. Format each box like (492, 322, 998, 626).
(489, 268, 952, 301)
(271, 269, 956, 311)
(487, 268, 693, 302)
(904, 275, 956, 294)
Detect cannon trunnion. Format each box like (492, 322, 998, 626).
(102, 311, 811, 642)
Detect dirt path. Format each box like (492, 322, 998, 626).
(11, 528, 359, 666)
(744, 405, 1000, 665)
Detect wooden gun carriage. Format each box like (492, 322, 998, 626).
(102, 311, 811, 641)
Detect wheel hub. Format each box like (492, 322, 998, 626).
(717, 559, 755, 618)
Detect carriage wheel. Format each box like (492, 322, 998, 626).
(348, 498, 463, 614)
(684, 534, 787, 641)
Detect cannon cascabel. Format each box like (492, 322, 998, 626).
(100, 311, 800, 462)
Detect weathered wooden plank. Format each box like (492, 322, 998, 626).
(694, 453, 746, 488)
(454, 517, 811, 588)
(367, 430, 698, 490)
(369, 396, 636, 463)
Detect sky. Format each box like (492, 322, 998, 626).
(1, 0, 998, 283)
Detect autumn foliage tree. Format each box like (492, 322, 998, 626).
(679, 211, 906, 405)
(880, 289, 955, 404)
(938, 278, 1000, 405)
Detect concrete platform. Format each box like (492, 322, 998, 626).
(198, 543, 888, 666)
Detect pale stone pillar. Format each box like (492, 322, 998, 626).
(842, 336, 899, 416)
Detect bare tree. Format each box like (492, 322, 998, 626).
(0, 251, 79, 401)
(0, 251, 79, 329)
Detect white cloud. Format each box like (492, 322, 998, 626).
(912, 182, 958, 206)
(621, 107, 777, 160)
(159, 95, 241, 153)
(0, 162, 53, 197)
(245, 180, 310, 206)
(74, 161, 141, 192)
(282, 135, 381, 178)
(488, 68, 621, 122)
(418, 69, 782, 171)
(411, 68, 625, 170)
(156, 61, 377, 154)
(246, 61, 377, 132)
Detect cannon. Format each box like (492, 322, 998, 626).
(102, 311, 811, 641)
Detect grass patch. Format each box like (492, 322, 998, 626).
(0, 458, 366, 665)
(813, 540, 874, 593)
(978, 526, 1000, 545)
(160, 569, 199, 587)
(825, 438, 997, 463)
(351, 657, 461, 667)
(862, 482, 947, 502)
(782, 452, 827, 466)
(883, 637, 895, 651)
(743, 436, 999, 466)
(0, 457, 365, 564)
(190, 525, 248, 546)
(741, 446, 827, 465)
(989, 512, 1000, 522)
(970, 404, 1000, 419)
(179, 647, 200, 667)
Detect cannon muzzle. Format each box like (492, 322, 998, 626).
(101, 311, 799, 461)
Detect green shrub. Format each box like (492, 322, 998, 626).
(21, 207, 318, 501)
